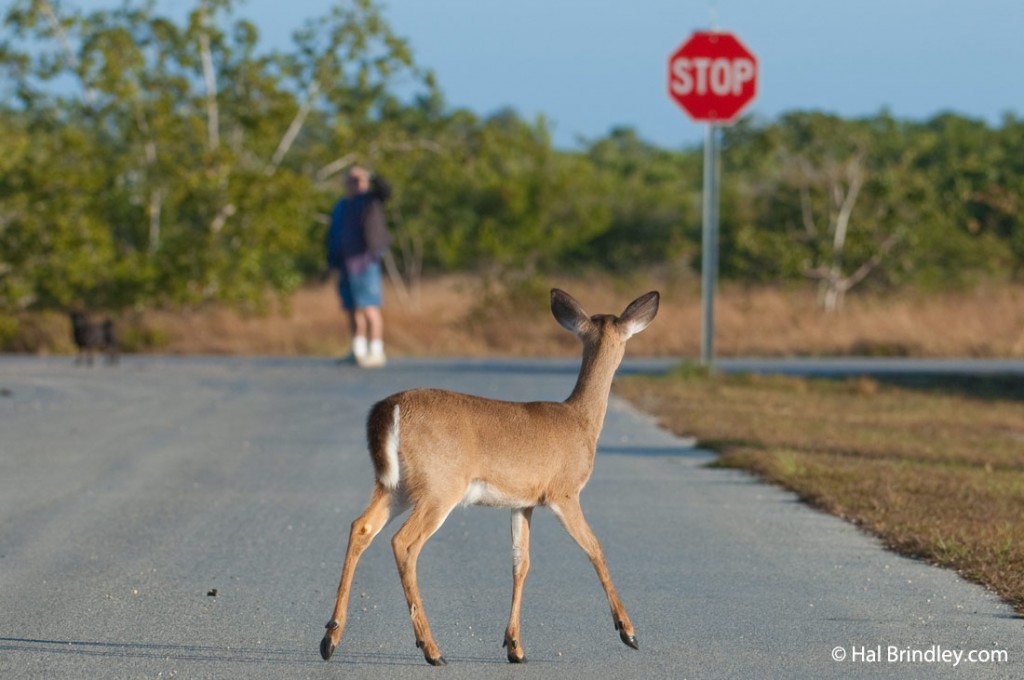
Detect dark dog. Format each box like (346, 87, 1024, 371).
(70, 312, 119, 365)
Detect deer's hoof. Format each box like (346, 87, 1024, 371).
(320, 635, 336, 660)
(320, 620, 339, 660)
(417, 639, 447, 666)
(615, 620, 639, 650)
(503, 638, 526, 663)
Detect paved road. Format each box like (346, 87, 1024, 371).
(0, 356, 1020, 679)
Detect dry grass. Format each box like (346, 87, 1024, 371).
(7, 275, 1024, 357)
(145, 277, 1024, 358)
(615, 369, 1024, 614)
(133, 275, 582, 357)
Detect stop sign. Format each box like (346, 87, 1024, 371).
(668, 31, 758, 123)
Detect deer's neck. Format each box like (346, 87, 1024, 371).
(566, 342, 622, 430)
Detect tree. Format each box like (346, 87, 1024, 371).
(0, 0, 432, 312)
(722, 113, 917, 310)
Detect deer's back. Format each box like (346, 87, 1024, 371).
(371, 388, 598, 505)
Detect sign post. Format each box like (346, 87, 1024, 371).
(668, 30, 757, 367)
(700, 123, 719, 366)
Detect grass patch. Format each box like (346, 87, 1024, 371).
(615, 369, 1024, 615)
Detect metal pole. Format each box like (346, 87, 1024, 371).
(700, 123, 719, 368)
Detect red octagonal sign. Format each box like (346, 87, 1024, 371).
(668, 31, 758, 124)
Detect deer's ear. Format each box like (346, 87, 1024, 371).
(617, 291, 660, 339)
(551, 289, 592, 336)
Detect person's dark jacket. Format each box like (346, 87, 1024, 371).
(326, 174, 392, 271)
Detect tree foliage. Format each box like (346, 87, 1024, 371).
(719, 111, 1022, 301)
(1, 0, 429, 311)
(1, 1, 1022, 322)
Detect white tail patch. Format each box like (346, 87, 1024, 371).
(380, 405, 401, 489)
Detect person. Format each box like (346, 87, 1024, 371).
(326, 166, 392, 368)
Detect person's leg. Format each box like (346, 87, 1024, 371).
(339, 276, 367, 363)
(365, 306, 384, 341)
(360, 306, 386, 367)
(351, 309, 369, 362)
(359, 263, 386, 367)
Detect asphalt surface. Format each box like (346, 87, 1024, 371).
(0, 355, 1020, 679)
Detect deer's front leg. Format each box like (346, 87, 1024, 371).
(550, 498, 639, 650)
(503, 507, 533, 663)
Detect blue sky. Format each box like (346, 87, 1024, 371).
(48, 1, 1024, 148)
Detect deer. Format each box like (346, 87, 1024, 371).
(319, 288, 659, 666)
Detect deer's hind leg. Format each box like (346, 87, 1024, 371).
(321, 483, 396, 661)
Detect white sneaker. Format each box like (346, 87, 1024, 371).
(358, 350, 387, 368)
(344, 337, 369, 366)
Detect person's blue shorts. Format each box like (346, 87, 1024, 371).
(339, 261, 382, 310)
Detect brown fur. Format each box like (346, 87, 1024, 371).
(320, 289, 659, 666)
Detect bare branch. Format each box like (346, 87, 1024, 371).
(805, 229, 902, 314)
(315, 152, 357, 183)
(198, 22, 220, 151)
(148, 188, 163, 253)
(798, 184, 817, 238)
(38, 0, 96, 104)
(382, 250, 413, 308)
(843, 231, 901, 290)
(266, 79, 319, 175)
(831, 155, 866, 256)
(318, 137, 443, 185)
(210, 203, 237, 234)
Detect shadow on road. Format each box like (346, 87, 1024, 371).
(0, 636, 442, 667)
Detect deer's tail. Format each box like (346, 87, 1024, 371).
(367, 398, 401, 490)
